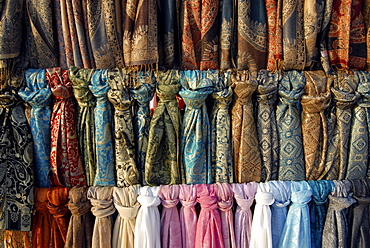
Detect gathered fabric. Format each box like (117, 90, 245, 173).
(32, 188, 52, 248)
(179, 184, 198, 248)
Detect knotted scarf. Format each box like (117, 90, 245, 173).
(179, 184, 198, 248)
(32, 188, 52, 248)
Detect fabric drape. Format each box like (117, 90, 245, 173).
(47, 187, 70, 248)
(112, 185, 140, 248)
(215, 183, 235, 248)
(322, 180, 356, 248)
(32, 188, 52, 248)
(279, 181, 312, 248)
(65, 186, 93, 248)
(307, 180, 334, 248)
(108, 69, 139, 186)
(123, 0, 158, 66)
(277, 70, 305, 180)
(195, 184, 224, 248)
(134, 186, 161, 248)
(52, 0, 67, 69)
(250, 183, 274, 248)
(265, 0, 279, 71)
(180, 70, 214, 184)
(318, 0, 334, 74)
(301, 71, 332, 180)
(236, 0, 267, 70)
(256, 70, 280, 181)
(132, 71, 156, 184)
(89, 69, 115, 186)
(19, 69, 51, 187)
(232, 182, 258, 248)
(69, 66, 96, 186)
(232, 71, 261, 182)
(325, 72, 360, 180)
(211, 71, 233, 183)
(88, 186, 115, 248)
(47, 68, 86, 187)
(145, 70, 183, 185)
(182, 0, 220, 70)
(219, 0, 233, 70)
(347, 71, 370, 179)
(179, 184, 198, 248)
(158, 185, 182, 248)
(268, 180, 291, 248)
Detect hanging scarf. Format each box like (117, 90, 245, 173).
(88, 186, 116, 248)
(134, 186, 161, 248)
(232, 182, 258, 248)
(318, 0, 334, 74)
(211, 71, 233, 183)
(219, 0, 233, 70)
(25, 0, 58, 68)
(301, 71, 332, 180)
(65, 186, 93, 248)
(236, 0, 267, 70)
(279, 181, 312, 248)
(47, 68, 86, 187)
(276, 70, 305, 180)
(349, 0, 367, 70)
(108, 69, 139, 186)
(89, 69, 115, 186)
(179, 70, 214, 184)
(232, 71, 261, 182)
(69, 66, 96, 186)
(282, 0, 305, 70)
(347, 71, 370, 179)
(256, 70, 280, 181)
(32, 188, 52, 248)
(182, 0, 220, 70)
(19, 69, 51, 187)
(158, 185, 182, 248)
(325, 71, 360, 180)
(145, 70, 183, 185)
(179, 184, 198, 248)
(322, 180, 356, 248)
(307, 180, 334, 248)
(268, 181, 291, 248)
(265, 0, 279, 71)
(112, 185, 140, 248)
(52, 0, 67, 69)
(123, 0, 158, 66)
(47, 187, 70, 248)
(215, 183, 236, 248)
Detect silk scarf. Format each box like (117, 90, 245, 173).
(52, 0, 67, 69)
(318, 0, 334, 74)
(265, 0, 279, 71)
(32, 188, 52, 248)
(179, 184, 198, 248)
(219, 0, 233, 70)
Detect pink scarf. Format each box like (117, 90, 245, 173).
(179, 184, 198, 248)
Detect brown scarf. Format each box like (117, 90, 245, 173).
(32, 188, 52, 248)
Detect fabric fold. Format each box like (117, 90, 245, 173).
(179, 184, 198, 248)
(32, 188, 52, 248)
(219, 0, 233, 70)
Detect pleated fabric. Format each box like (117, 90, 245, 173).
(47, 68, 86, 187)
(52, 0, 67, 69)
(236, 0, 267, 70)
(265, 0, 279, 71)
(69, 66, 96, 186)
(179, 184, 198, 248)
(268, 181, 291, 248)
(131, 71, 156, 184)
(232, 182, 258, 248)
(47, 187, 70, 248)
(279, 181, 312, 248)
(195, 184, 224, 248)
(256, 70, 280, 181)
(250, 183, 274, 248)
(134, 186, 161, 248)
(88, 186, 116, 248)
(112, 185, 140, 248)
(19, 69, 51, 187)
(276, 70, 305, 180)
(211, 71, 233, 183)
(158, 185, 182, 248)
(282, 0, 305, 70)
(89, 69, 115, 186)
(322, 180, 356, 248)
(65, 186, 93, 248)
(32, 188, 52, 248)
(232, 71, 261, 183)
(107, 69, 139, 186)
(325, 72, 360, 180)
(307, 180, 334, 248)
(219, 0, 233, 70)
(347, 71, 370, 179)
(215, 183, 235, 248)
(301, 71, 332, 180)
(179, 70, 214, 184)
(145, 70, 183, 185)
(348, 178, 370, 248)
